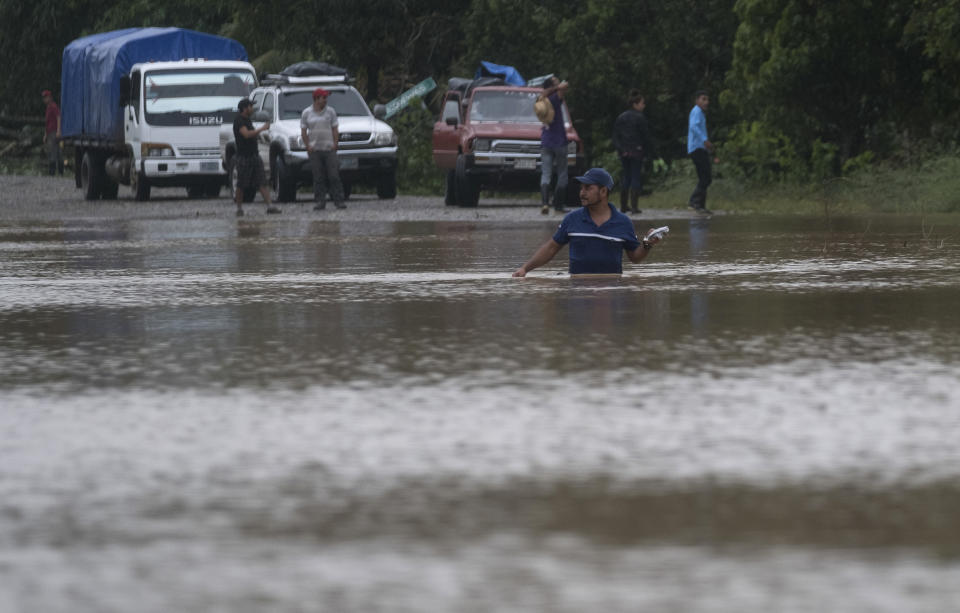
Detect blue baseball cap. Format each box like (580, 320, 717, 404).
(574, 167, 614, 190)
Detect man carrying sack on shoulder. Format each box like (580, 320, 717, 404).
(535, 77, 570, 215)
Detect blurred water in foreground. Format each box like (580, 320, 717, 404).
(2, 213, 960, 612)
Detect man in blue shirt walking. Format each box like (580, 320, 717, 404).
(513, 168, 664, 276)
(687, 90, 714, 215)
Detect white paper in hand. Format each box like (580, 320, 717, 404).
(646, 226, 670, 241)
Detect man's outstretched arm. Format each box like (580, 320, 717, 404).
(513, 239, 562, 277)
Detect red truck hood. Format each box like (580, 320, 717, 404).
(467, 122, 580, 142)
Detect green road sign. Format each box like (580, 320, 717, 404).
(384, 77, 437, 119)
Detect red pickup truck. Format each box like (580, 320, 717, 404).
(432, 77, 585, 207)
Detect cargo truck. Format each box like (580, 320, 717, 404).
(60, 27, 257, 200)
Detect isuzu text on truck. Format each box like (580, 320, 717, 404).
(60, 27, 257, 200)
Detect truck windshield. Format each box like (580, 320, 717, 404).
(279, 89, 370, 120)
(469, 90, 544, 124)
(143, 68, 256, 126)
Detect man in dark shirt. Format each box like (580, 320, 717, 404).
(513, 168, 664, 277)
(612, 89, 654, 214)
(232, 98, 280, 216)
(537, 77, 570, 215)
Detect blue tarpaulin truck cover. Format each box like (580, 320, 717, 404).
(61, 27, 249, 140)
(474, 61, 526, 86)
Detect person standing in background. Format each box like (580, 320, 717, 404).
(301, 87, 345, 211)
(687, 90, 713, 215)
(41, 89, 63, 176)
(612, 89, 654, 215)
(232, 98, 280, 217)
(537, 77, 570, 215)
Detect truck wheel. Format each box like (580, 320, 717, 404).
(566, 179, 580, 208)
(455, 155, 479, 207)
(204, 180, 222, 198)
(187, 185, 205, 199)
(376, 169, 397, 199)
(273, 156, 297, 202)
(101, 180, 119, 200)
(80, 151, 104, 200)
(444, 171, 457, 206)
(131, 159, 150, 201)
(342, 182, 352, 200)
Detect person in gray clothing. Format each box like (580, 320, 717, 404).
(301, 87, 345, 210)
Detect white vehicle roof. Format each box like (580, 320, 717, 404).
(134, 59, 256, 72)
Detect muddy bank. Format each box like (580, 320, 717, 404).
(0, 173, 693, 223)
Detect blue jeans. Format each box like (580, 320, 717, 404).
(540, 146, 568, 190)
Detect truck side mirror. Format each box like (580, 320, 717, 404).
(373, 104, 387, 120)
(252, 110, 270, 122)
(445, 116, 459, 127)
(119, 76, 130, 107)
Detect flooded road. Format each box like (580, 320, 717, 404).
(3, 176, 960, 611)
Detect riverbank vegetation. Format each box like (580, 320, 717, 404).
(3, 0, 960, 213)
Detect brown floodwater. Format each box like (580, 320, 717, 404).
(2, 209, 960, 612)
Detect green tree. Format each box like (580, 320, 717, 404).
(0, 0, 113, 116)
(722, 0, 926, 169)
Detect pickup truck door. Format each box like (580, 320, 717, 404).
(432, 94, 462, 168)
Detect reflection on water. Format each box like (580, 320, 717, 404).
(2, 214, 960, 611)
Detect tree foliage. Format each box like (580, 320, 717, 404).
(4, 0, 960, 185)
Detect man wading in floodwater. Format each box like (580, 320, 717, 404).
(513, 168, 664, 277)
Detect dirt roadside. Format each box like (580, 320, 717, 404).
(0, 174, 688, 223)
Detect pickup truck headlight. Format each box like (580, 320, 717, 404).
(474, 138, 491, 152)
(142, 143, 175, 157)
(289, 135, 306, 151)
(374, 131, 397, 146)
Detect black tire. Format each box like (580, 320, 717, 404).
(101, 180, 119, 200)
(273, 155, 297, 202)
(204, 180, 222, 198)
(376, 169, 397, 199)
(187, 185, 205, 199)
(80, 151, 104, 200)
(131, 158, 150, 201)
(566, 178, 580, 208)
(455, 154, 479, 207)
(73, 149, 83, 188)
(444, 170, 457, 206)
(341, 181, 352, 200)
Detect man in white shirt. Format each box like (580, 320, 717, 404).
(301, 88, 345, 210)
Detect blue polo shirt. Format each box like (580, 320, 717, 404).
(552, 204, 641, 274)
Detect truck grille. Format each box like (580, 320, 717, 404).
(492, 140, 540, 155)
(339, 132, 371, 143)
(178, 146, 221, 158)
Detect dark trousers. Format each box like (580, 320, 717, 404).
(689, 148, 712, 208)
(620, 154, 644, 191)
(309, 149, 344, 205)
(45, 132, 63, 175)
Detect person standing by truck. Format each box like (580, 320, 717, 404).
(612, 89, 653, 215)
(300, 87, 346, 211)
(233, 98, 280, 216)
(537, 77, 570, 215)
(41, 90, 63, 176)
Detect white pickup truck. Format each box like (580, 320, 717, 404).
(221, 70, 398, 202)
